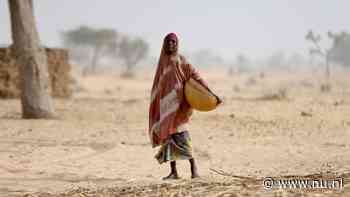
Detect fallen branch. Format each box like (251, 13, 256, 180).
(210, 168, 260, 181)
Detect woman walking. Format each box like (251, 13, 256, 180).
(149, 33, 221, 180)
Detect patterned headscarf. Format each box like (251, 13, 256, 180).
(148, 33, 187, 147)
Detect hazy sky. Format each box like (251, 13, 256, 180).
(0, 0, 349, 60)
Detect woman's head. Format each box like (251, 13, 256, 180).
(164, 33, 178, 55)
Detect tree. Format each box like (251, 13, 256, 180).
(118, 36, 148, 77)
(266, 51, 286, 70)
(305, 30, 331, 80)
(236, 53, 251, 73)
(191, 49, 224, 68)
(8, 0, 55, 119)
(61, 26, 118, 75)
(328, 31, 350, 67)
(286, 52, 306, 71)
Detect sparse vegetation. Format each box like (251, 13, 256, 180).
(118, 37, 149, 77)
(62, 26, 118, 75)
(61, 26, 149, 77)
(259, 87, 288, 100)
(245, 76, 257, 86)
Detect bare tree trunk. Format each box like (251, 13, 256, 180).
(320, 52, 332, 92)
(125, 60, 135, 76)
(83, 45, 101, 76)
(90, 45, 101, 74)
(325, 53, 330, 81)
(8, 0, 55, 119)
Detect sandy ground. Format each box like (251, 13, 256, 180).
(1, 69, 350, 196)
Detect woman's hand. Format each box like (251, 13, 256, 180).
(215, 95, 223, 105)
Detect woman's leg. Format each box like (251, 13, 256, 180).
(163, 161, 179, 180)
(189, 158, 199, 178)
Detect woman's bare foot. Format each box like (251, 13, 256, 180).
(162, 173, 180, 180)
(191, 172, 200, 179)
(189, 158, 199, 179)
(162, 161, 179, 180)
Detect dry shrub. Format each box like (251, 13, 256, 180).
(232, 84, 240, 92)
(300, 111, 312, 117)
(122, 98, 139, 105)
(259, 72, 265, 79)
(300, 80, 314, 88)
(320, 83, 331, 92)
(245, 76, 257, 86)
(120, 71, 135, 78)
(259, 87, 288, 101)
(104, 88, 113, 95)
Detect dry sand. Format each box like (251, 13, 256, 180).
(0, 69, 350, 196)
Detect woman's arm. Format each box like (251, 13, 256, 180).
(186, 62, 222, 105)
